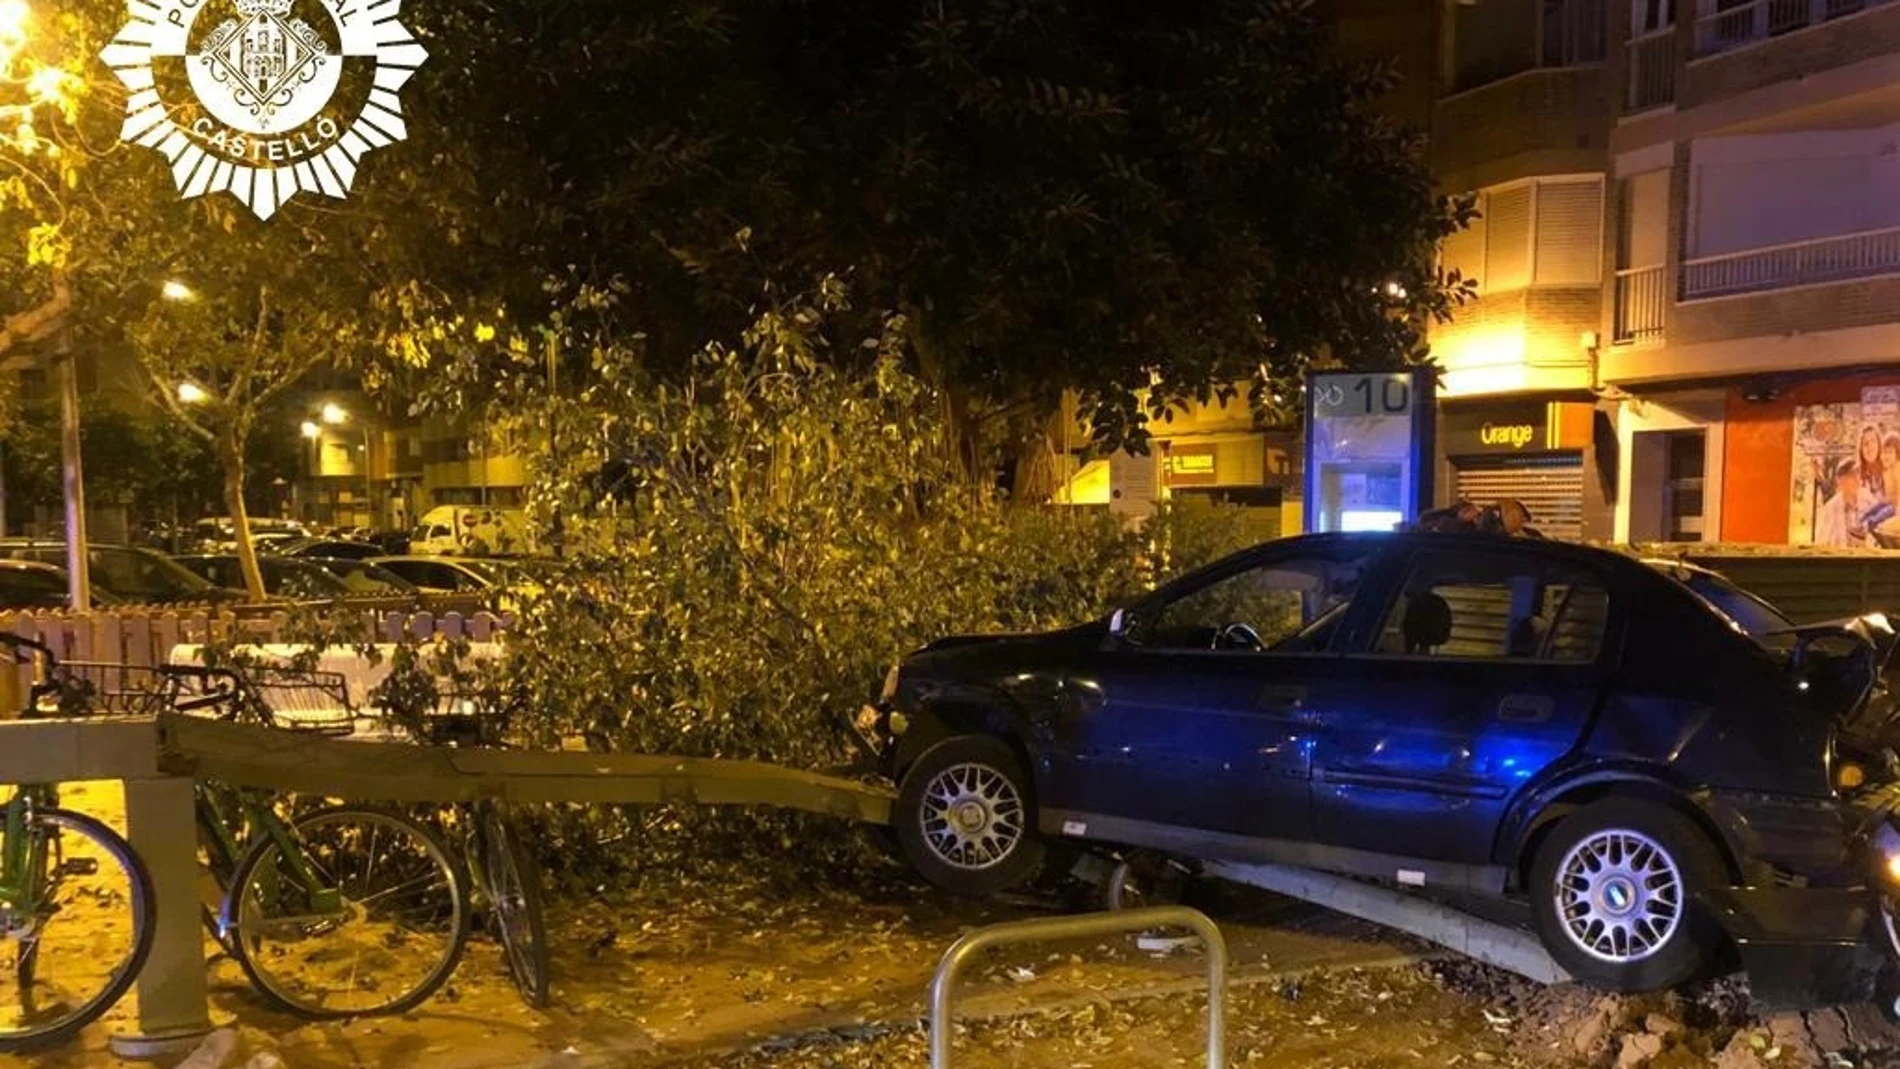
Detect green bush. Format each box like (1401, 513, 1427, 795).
(416, 297, 1271, 880)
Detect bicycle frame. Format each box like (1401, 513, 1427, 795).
(200, 785, 341, 938)
(0, 787, 55, 917)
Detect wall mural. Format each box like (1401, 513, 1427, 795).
(1791, 386, 1900, 547)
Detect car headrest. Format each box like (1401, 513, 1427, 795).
(1401, 592, 1454, 653)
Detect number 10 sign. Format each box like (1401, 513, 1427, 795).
(1303, 369, 1436, 534)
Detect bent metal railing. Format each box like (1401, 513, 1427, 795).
(1680, 225, 1900, 299)
(927, 906, 1228, 1069)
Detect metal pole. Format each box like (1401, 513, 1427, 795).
(362, 424, 372, 529)
(0, 438, 9, 537)
(546, 333, 562, 557)
(56, 325, 90, 611)
(927, 906, 1227, 1069)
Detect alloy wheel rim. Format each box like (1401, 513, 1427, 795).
(918, 762, 1024, 871)
(1554, 828, 1684, 964)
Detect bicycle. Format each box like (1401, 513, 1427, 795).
(60, 650, 476, 1020)
(408, 691, 550, 1009)
(0, 634, 155, 1052)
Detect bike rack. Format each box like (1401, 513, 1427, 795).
(927, 905, 1228, 1069)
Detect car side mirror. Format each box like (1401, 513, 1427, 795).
(1108, 608, 1126, 637)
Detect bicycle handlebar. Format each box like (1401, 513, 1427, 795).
(0, 632, 56, 669)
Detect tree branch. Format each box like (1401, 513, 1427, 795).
(0, 276, 72, 374)
(135, 356, 215, 443)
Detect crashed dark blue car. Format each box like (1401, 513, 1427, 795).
(866, 531, 1900, 1006)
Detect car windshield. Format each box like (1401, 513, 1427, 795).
(82, 547, 213, 600)
(1658, 565, 1793, 640)
(454, 560, 501, 585)
(263, 560, 351, 598)
(321, 560, 415, 594)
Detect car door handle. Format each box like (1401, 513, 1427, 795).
(1497, 694, 1555, 722)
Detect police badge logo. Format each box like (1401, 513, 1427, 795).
(102, 0, 427, 220)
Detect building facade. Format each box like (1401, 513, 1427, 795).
(1440, 0, 1900, 547)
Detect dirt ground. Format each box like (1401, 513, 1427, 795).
(12, 783, 1900, 1069)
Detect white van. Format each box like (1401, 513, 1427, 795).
(410, 506, 530, 557)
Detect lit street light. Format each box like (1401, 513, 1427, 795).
(177, 381, 207, 404)
(320, 402, 348, 425)
(299, 420, 321, 440)
(160, 279, 196, 303)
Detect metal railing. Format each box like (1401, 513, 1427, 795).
(928, 906, 1229, 1069)
(1624, 27, 1677, 113)
(1695, 0, 1899, 56)
(1680, 225, 1900, 298)
(1613, 265, 1668, 342)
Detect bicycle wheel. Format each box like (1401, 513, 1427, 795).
(474, 803, 549, 1008)
(227, 806, 470, 1019)
(0, 808, 155, 1052)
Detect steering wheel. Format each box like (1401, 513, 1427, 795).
(1214, 623, 1264, 652)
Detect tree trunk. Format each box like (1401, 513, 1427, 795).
(219, 433, 267, 602)
(903, 307, 982, 486)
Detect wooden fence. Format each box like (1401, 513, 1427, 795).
(0, 607, 512, 717)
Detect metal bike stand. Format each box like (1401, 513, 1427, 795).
(927, 905, 1228, 1069)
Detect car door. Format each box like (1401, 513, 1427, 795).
(1310, 544, 1616, 866)
(1047, 540, 1384, 845)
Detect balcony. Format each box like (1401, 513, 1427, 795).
(1613, 265, 1668, 341)
(1694, 0, 1900, 57)
(1680, 225, 1900, 298)
(1624, 28, 1677, 113)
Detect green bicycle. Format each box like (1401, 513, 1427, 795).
(29, 647, 474, 1022)
(0, 634, 155, 1052)
(162, 662, 474, 1020)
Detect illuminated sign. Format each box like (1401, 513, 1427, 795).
(1479, 423, 1537, 449)
(104, 0, 428, 219)
(1166, 447, 1218, 486)
(1304, 369, 1436, 533)
(1443, 402, 1593, 456)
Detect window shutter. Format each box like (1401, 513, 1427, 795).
(1485, 185, 1533, 291)
(1533, 178, 1604, 285)
(1441, 202, 1486, 291)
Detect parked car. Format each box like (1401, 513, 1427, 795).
(370, 555, 501, 594)
(172, 555, 355, 600)
(189, 517, 309, 554)
(0, 540, 240, 605)
(276, 538, 384, 561)
(304, 558, 420, 598)
(0, 560, 121, 610)
(865, 530, 1900, 1005)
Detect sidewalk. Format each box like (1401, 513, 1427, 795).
(8, 782, 1411, 1069)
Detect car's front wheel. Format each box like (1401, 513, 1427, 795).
(895, 736, 1044, 896)
(1528, 798, 1727, 992)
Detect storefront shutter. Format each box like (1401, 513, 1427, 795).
(1484, 185, 1533, 291)
(1533, 178, 1604, 285)
(1452, 454, 1586, 542)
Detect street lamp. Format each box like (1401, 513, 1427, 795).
(177, 381, 207, 404)
(160, 279, 196, 303)
(320, 402, 347, 426)
(299, 420, 321, 440)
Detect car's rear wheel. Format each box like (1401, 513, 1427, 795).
(895, 736, 1043, 896)
(1528, 798, 1726, 992)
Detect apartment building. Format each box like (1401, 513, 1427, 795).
(1439, 0, 1900, 547)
